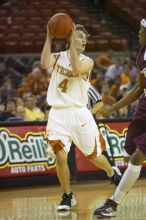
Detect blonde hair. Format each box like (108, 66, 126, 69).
(75, 24, 89, 37)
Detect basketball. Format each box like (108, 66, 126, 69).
(48, 13, 73, 38)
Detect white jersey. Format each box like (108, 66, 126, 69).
(47, 51, 91, 108)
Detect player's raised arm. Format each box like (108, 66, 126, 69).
(41, 25, 56, 69)
(69, 25, 94, 76)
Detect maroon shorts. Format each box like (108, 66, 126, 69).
(124, 117, 146, 155)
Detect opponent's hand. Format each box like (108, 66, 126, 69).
(96, 105, 114, 118)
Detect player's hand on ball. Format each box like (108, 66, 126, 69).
(70, 23, 76, 44)
(47, 24, 54, 39)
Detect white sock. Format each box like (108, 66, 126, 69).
(111, 162, 142, 203)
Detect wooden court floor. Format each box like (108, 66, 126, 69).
(0, 179, 146, 220)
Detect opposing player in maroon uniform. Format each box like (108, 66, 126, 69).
(94, 18, 146, 218)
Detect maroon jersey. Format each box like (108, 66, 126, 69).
(135, 46, 146, 117)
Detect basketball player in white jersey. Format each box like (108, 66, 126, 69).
(41, 24, 121, 211)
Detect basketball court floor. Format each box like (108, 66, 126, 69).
(0, 179, 146, 220)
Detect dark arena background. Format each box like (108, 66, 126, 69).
(0, 0, 146, 219)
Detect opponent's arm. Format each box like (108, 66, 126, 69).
(41, 26, 56, 69)
(98, 72, 144, 118)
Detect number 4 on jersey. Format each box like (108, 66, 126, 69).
(58, 79, 69, 92)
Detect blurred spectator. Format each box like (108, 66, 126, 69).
(110, 77, 121, 99)
(36, 95, 49, 118)
(17, 77, 30, 98)
(0, 97, 5, 113)
(24, 95, 45, 121)
(105, 58, 123, 83)
(130, 65, 138, 78)
(90, 70, 105, 93)
(101, 82, 116, 105)
(96, 50, 113, 70)
(16, 97, 24, 107)
(0, 79, 16, 103)
(27, 62, 48, 96)
(127, 74, 137, 90)
(6, 98, 16, 115)
(0, 98, 16, 121)
(120, 63, 131, 85)
(0, 103, 5, 113)
(16, 105, 25, 120)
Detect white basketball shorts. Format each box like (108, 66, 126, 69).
(46, 107, 104, 157)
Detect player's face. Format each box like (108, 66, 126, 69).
(74, 30, 87, 52)
(139, 26, 146, 45)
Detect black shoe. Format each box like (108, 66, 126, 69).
(110, 166, 122, 186)
(57, 192, 77, 211)
(94, 199, 118, 218)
